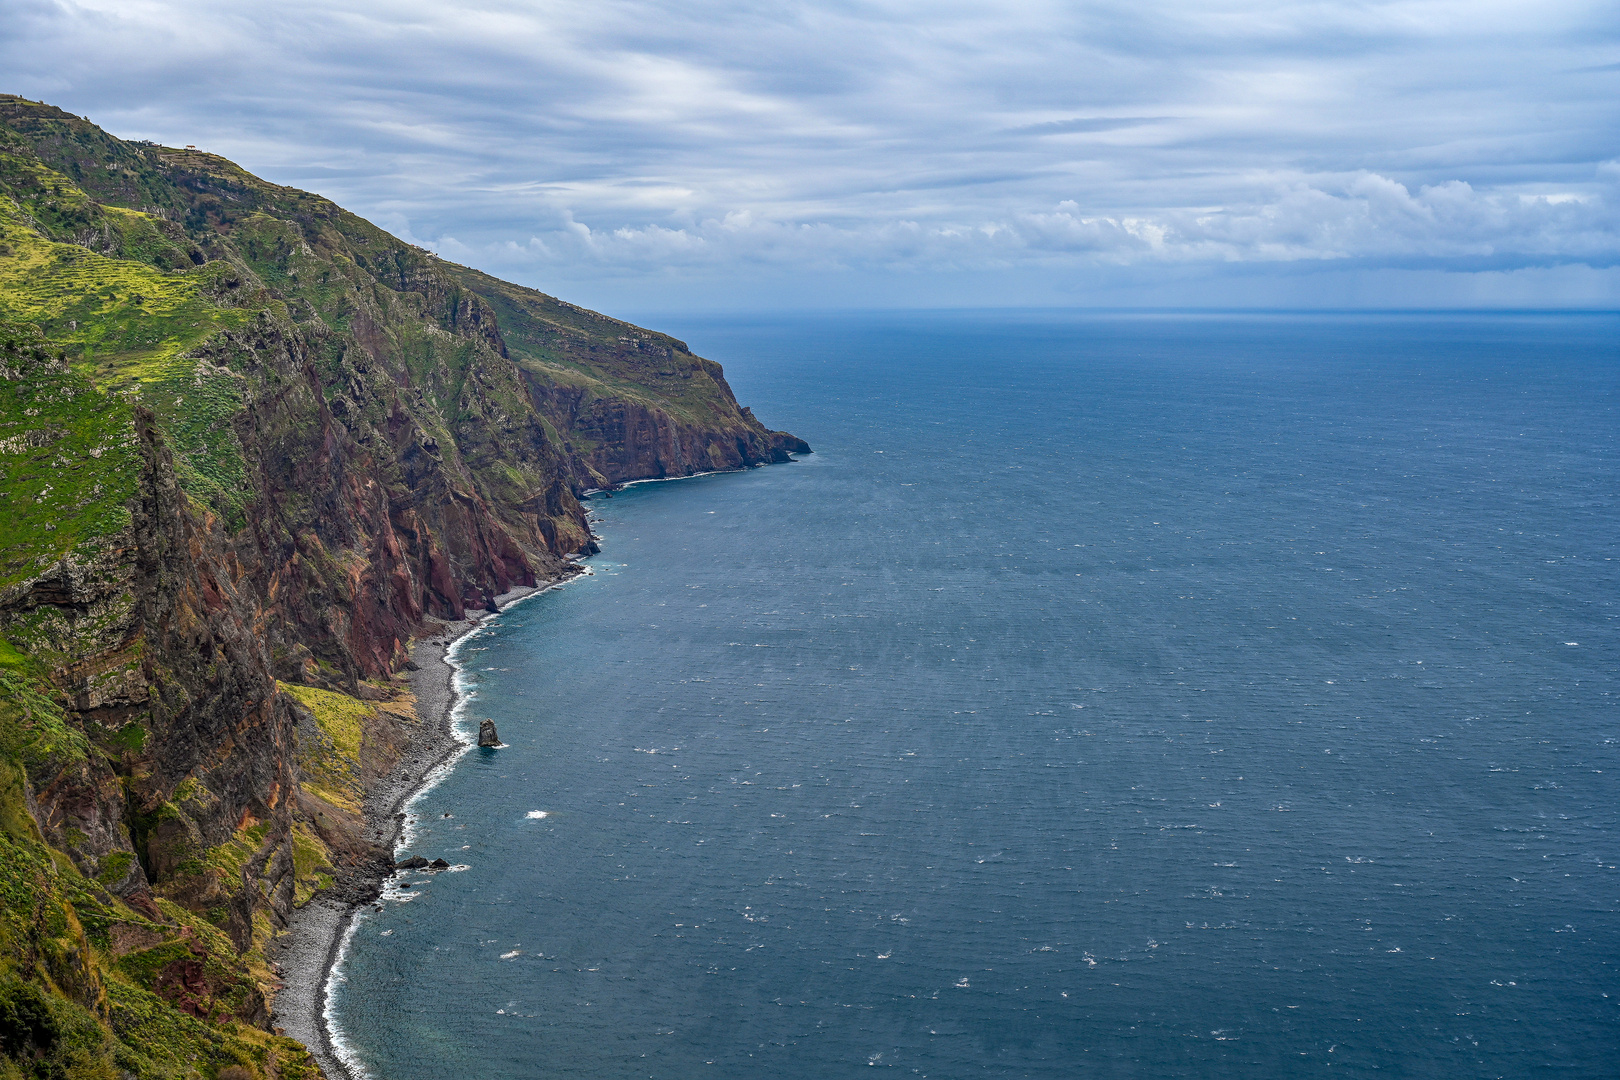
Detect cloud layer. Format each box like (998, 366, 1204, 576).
(4, 0, 1617, 308)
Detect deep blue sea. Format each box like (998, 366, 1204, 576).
(330, 312, 1618, 1079)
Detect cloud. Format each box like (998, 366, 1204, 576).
(426, 168, 1618, 280)
(1002, 117, 1175, 136)
(2, 0, 1617, 307)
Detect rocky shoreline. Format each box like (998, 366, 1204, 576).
(267, 575, 575, 1079)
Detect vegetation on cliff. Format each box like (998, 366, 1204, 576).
(0, 94, 806, 1078)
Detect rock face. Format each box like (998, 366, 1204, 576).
(478, 719, 501, 747)
(0, 93, 807, 1078)
(453, 264, 810, 485)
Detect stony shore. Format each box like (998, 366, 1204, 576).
(266, 578, 567, 1079)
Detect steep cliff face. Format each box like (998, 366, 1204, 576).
(444, 264, 809, 486)
(0, 94, 805, 1079)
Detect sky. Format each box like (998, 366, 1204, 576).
(3, 0, 1618, 311)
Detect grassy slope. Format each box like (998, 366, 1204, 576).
(0, 129, 259, 587)
(0, 677, 320, 1080)
(0, 107, 434, 1077)
(0, 92, 796, 1079)
(1, 100, 554, 543)
(443, 263, 734, 422)
(0, 106, 446, 1080)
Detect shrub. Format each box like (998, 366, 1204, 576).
(0, 976, 58, 1058)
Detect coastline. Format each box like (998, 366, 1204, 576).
(267, 462, 788, 1077)
(268, 573, 581, 1080)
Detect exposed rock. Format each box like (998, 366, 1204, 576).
(396, 856, 429, 870)
(478, 718, 501, 747)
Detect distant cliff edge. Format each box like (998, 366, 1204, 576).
(0, 94, 805, 1079)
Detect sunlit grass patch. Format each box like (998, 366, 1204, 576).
(0, 199, 250, 390)
(0, 164, 258, 541)
(280, 682, 371, 812)
(287, 822, 335, 907)
(0, 344, 140, 587)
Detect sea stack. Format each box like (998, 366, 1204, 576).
(478, 719, 501, 747)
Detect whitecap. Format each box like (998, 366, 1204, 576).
(526, 810, 549, 819)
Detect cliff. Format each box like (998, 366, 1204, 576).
(0, 95, 805, 1079)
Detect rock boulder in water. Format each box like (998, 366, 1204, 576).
(478, 719, 501, 747)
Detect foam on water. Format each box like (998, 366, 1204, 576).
(322, 912, 372, 1080)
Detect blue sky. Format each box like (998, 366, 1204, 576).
(4, 0, 1618, 310)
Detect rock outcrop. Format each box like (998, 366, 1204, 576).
(477, 719, 500, 747)
(0, 93, 806, 1079)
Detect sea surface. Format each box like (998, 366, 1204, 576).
(330, 312, 1618, 1079)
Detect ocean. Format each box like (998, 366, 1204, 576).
(328, 312, 1618, 1079)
